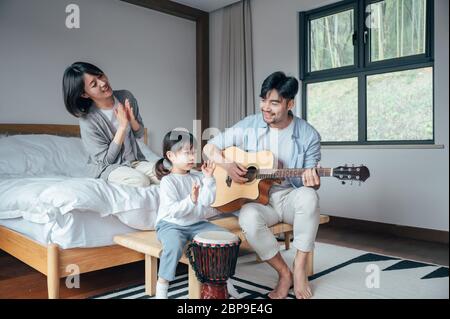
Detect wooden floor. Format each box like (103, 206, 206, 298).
(0, 224, 448, 299)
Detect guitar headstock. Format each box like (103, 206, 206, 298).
(333, 165, 370, 184)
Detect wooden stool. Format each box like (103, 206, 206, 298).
(114, 231, 201, 299)
(113, 214, 329, 299)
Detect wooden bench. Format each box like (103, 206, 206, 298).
(113, 214, 329, 299)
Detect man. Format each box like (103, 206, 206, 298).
(203, 71, 321, 299)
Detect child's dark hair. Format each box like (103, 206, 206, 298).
(155, 130, 196, 180)
(62, 62, 105, 118)
(259, 71, 299, 101)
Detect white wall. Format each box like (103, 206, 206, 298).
(0, 0, 197, 152)
(210, 0, 449, 231)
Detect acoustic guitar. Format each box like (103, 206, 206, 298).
(211, 146, 370, 213)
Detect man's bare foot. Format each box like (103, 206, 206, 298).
(293, 255, 313, 299)
(268, 269, 293, 299)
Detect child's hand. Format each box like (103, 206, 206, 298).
(191, 182, 200, 204)
(201, 160, 216, 178)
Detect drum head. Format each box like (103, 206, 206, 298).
(193, 231, 239, 245)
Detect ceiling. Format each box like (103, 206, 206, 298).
(171, 0, 242, 12)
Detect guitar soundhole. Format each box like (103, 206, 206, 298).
(245, 166, 258, 183)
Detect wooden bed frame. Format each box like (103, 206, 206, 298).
(0, 124, 148, 298)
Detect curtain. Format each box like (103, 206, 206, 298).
(219, 0, 255, 130)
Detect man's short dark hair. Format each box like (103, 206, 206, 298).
(259, 71, 299, 101)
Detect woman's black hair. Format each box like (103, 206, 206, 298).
(155, 130, 196, 180)
(259, 71, 299, 101)
(62, 62, 105, 118)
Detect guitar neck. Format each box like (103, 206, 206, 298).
(257, 168, 333, 179)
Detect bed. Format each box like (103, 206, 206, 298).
(0, 124, 160, 298)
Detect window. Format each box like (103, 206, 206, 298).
(368, 0, 428, 62)
(367, 67, 433, 141)
(310, 8, 355, 72)
(299, 0, 434, 145)
(307, 77, 359, 142)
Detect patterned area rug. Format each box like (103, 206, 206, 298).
(91, 242, 448, 299)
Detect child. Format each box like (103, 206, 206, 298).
(154, 130, 227, 299)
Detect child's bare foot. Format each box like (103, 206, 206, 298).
(293, 255, 313, 299)
(268, 269, 293, 299)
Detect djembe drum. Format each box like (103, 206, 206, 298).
(186, 231, 241, 299)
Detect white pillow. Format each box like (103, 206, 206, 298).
(0, 134, 90, 177)
(0, 134, 161, 179)
(0, 137, 28, 176)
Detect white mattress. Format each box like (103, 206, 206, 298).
(0, 177, 160, 229)
(0, 211, 138, 249)
(0, 134, 162, 249)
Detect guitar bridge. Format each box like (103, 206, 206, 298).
(226, 176, 232, 187)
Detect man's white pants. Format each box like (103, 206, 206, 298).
(238, 187, 320, 261)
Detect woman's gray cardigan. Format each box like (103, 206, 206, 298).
(79, 90, 146, 180)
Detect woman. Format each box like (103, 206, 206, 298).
(63, 61, 157, 187)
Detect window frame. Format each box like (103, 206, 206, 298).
(306, 2, 358, 75)
(299, 0, 435, 145)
